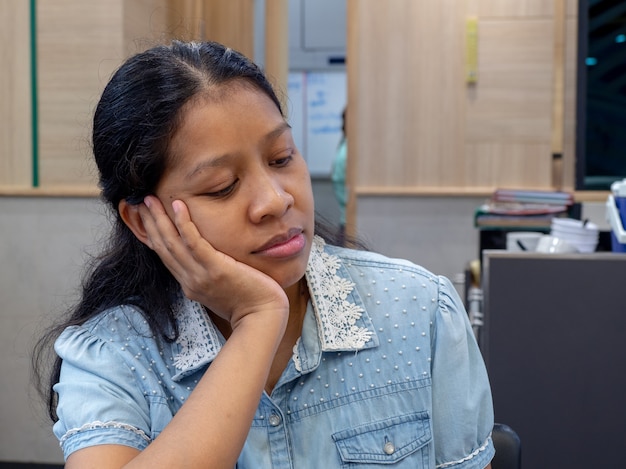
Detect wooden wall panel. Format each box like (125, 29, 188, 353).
(37, 0, 125, 187)
(465, 142, 552, 187)
(562, 15, 578, 190)
(470, 0, 553, 17)
(165, 0, 204, 40)
(123, 0, 170, 54)
(164, 0, 254, 57)
(204, 0, 254, 59)
(35, 0, 254, 189)
(566, 0, 579, 17)
(0, 0, 32, 186)
(264, 0, 288, 108)
(3, 0, 579, 194)
(349, 0, 578, 194)
(348, 0, 467, 188)
(465, 20, 554, 143)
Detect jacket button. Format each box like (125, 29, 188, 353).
(269, 414, 282, 426)
(383, 441, 395, 455)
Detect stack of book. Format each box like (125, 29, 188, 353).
(475, 189, 574, 228)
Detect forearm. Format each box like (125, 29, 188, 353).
(64, 304, 288, 469)
(127, 310, 287, 468)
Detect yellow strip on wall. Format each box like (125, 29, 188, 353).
(466, 16, 478, 84)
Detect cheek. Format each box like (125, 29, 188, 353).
(300, 182, 316, 220)
(188, 208, 238, 252)
(293, 170, 314, 208)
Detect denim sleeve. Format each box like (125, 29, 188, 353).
(431, 276, 495, 469)
(52, 324, 154, 459)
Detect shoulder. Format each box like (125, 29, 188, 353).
(327, 244, 441, 284)
(67, 304, 153, 339)
(323, 243, 464, 320)
(54, 304, 160, 363)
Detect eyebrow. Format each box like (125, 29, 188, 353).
(185, 121, 292, 180)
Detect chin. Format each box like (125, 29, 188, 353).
(274, 254, 311, 289)
(271, 263, 307, 289)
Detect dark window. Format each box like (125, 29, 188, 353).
(577, 0, 626, 190)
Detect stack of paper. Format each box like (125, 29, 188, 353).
(475, 189, 574, 228)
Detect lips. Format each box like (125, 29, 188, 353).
(253, 228, 306, 257)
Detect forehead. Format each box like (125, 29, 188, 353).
(181, 80, 280, 129)
(165, 84, 285, 166)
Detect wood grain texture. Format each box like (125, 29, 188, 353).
(348, 0, 467, 188)
(4, 0, 581, 196)
(37, 0, 125, 186)
(36, 0, 256, 189)
(469, 0, 554, 17)
(348, 0, 579, 195)
(264, 0, 288, 110)
(561, 15, 578, 191)
(204, 0, 254, 59)
(0, 0, 32, 185)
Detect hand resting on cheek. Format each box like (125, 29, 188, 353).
(139, 195, 289, 331)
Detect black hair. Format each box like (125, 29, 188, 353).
(32, 40, 363, 422)
(32, 41, 285, 422)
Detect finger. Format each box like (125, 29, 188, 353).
(170, 199, 218, 261)
(139, 197, 191, 277)
(144, 196, 179, 238)
(143, 198, 224, 298)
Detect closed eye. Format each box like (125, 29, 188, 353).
(205, 179, 238, 198)
(269, 153, 294, 168)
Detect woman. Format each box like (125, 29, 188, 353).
(34, 41, 494, 468)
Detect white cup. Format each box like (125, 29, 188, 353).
(535, 235, 579, 254)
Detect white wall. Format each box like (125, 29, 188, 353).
(356, 196, 483, 281)
(0, 196, 107, 464)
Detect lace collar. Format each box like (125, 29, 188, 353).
(171, 236, 377, 381)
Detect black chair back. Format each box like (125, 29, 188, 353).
(491, 423, 521, 469)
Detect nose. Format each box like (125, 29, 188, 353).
(248, 171, 294, 223)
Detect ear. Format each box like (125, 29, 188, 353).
(119, 199, 152, 248)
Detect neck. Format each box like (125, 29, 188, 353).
(264, 277, 309, 393)
(208, 277, 309, 341)
(285, 277, 308, 312)
(284, 277, 309, 337)
(211, 277, 309, 394)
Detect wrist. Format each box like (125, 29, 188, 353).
(230, 306, 289, 338)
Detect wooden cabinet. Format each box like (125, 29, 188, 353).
(347, 0, 579, 195)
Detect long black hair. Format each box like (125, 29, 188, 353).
(32, 41, 285, 422)
(32, 40, 361, 422)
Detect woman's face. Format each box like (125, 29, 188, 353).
(155, 84, 315, 289)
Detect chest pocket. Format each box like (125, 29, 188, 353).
(332, 412, 431, 467)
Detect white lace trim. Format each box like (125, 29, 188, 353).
(435, 434, 492, 468)
(292, 337, 302, 371)
(172, 296, 222, 371)
(306, 236, 373, 350)
(59, 420, 152, 445)
(170, 236, 373, 375)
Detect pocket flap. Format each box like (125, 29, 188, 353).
(332, 412, 431, 464)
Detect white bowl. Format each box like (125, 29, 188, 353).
(569, 240, 598, 253)
(551, 229, 598, 243)
(536, 235, 579, 254)
(552, 218, 587, 228)
(551, 223, 598, 234)
(574, 245, 597, 253)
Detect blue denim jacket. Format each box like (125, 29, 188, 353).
(54, 237, 494, 468)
